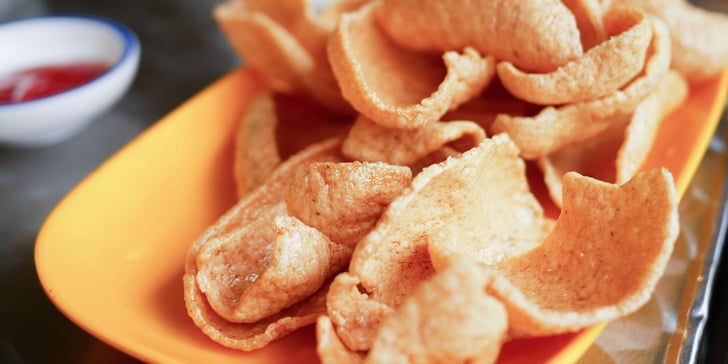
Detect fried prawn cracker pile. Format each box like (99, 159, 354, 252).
(183, 0, 728, 362)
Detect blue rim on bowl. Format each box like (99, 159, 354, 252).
(0, 14, 142, 147)
(0, 14, 141, 106)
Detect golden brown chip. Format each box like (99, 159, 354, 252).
(350, 135, 548, 301)
(328, 3, 496, 129)
(488, 169, 679, 336)
(538, 70, 688, 206)
(537, 119, 626, 207)
(184, 137, 344, 349)
(417, 135, 553, 271)
(497, 7, 651, 105)
(328, 135, 549, 351)
(284, 161, 412, 247)
(611, 0, 728, 82)
(561, 0, 608, 49)
(196, 214, 342, 323)
(374, 0, 583, 73)
(616, 70, 688, 183)
(317, 315, 365, 364)
(214, 0, 309, 92)
(185, 268, 329, 351)
(234, 91, 352, 198)
(366, 260, 507, 364)
(491, 16, 671, 159)
(326, 272, 395, 351)
(341, 115, 486, 166)
(214, 0, 353, 112)
(234, 92, 281, 198)
(441, 85, 544, 134)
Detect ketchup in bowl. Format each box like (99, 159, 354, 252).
(0, 62, 109, 103)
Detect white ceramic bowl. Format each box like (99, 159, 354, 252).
(0, 15, 140, 147)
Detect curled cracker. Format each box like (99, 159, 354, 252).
(419, 135, 554, 271)
(317, 316, 365, 364)
(617, 70, 688, 183)
(285, 161, 412, 247)
(614, 0, 728, 82)
(235, 91, 352, 198)
(326, 273, 394, 352)
(562, 0, 608, 49)
(196, 214, 339, 323)
(184, 137, 344, 349)
(329, 135, 548, 351)
(366, 261, 507, 364)
(538, 120, 626, 208)
(375, 0, 583, 72)
(328, 3, 495, 129)
(234, 92, 282, 198)
(490, 169, 679, 335)
(497, 7, 651, 105)
(342, 115, 486, 166)
(538, 70, 688, 206)
(492, 16, 671, 159)
(214, 0, 353, 112)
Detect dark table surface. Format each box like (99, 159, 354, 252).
(1, 1, 727, 363)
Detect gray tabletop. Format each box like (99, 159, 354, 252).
(0, 1, 237, 362)
(1, 1, 728, 364)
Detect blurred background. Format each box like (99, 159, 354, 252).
(0, 1, 238, 363)
(0, 0, 727, 363)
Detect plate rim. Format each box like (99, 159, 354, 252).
(34, 67, 728, 363)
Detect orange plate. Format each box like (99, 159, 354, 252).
(35, 67, 728, 364)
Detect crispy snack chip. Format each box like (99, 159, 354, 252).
(375, 0, 583, 73)
(285, 161, 412, 246)
(317, 315, 366, 364)
(491, 16, 671, 159)
(234, 91, 352, 198)
(189, 135, 413, 348)
(341, 115, 486, 166)
(184, 137, 344, 349)
(196, 213, 341, 323)
(429, 169, 678, 336)
(617, 70, 688, 182)
(562, 0, 607, 50)
(366, 261, 507, 364)
(614, 0, 728, 82)
(234, 92, 281, 198)
(189, 0, 722, 356)
(327, 135, 550, 350)
(214, 0, 361, 112)
(326, 272, 394, 352)
(488, 169, 679, 336)
(417, 135, 554, 270)
(497, 7, 652, 105)
(328, 3, 496, 129)
(538, 70, 688, 206)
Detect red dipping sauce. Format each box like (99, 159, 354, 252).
(0, 62, 109, 103)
